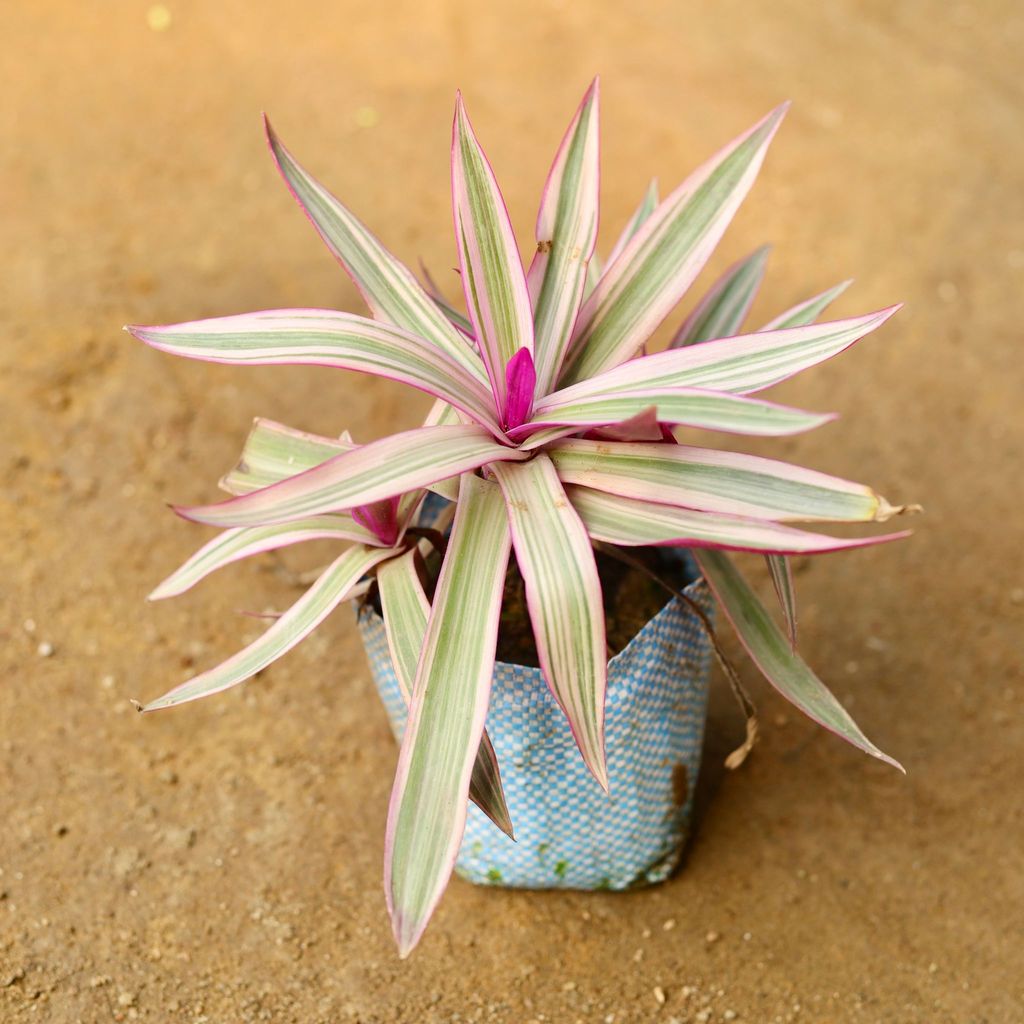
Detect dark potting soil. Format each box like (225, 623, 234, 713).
(494, 547, 683, 668)
(367, 545, 685, 668)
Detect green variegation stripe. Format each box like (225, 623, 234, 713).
(548, 439, 890, 522)
(604, 179, 659, 269)
(694, 550, 902, 770)
(265, 118, 486, 384)
(141, 545, 393, 712)
(526, 388, 831, 438)
(568, 487, 904, 555)
(385, 474, 511, 958)
(560, 106, 787, 385)
(760, 280, 851, 331)
(129, 311, 502, 434)
(765, 554, 798, 649)
(150, 517, 377, 600)
(550, 306, 899, 399)
(491, 456, 608, 788)
(452, 96, 535, 415)
(180, 424, 525, 529)
(377, 550, 513, 840)
(529, 79, 601, 394)
(671, 245, 769, 347)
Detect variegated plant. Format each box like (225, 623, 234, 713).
(129, 80, 916, 957)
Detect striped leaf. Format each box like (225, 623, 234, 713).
(760, 280, 851, 331)
(141, 544, 393, 712)
(670, 245, 770, 347)
(376, 550, 513, 840)
(452, 95, 535, 421)
(568, 487, 909, 555)
(517, 388, 833, 439)
(765, 554, 798, 649)
(548, 438, 900, 522)
(527, 78, 601, 393)
(550, 306, 900, 402)
(559, 105, 788, 385)
(150, 517, 378, 600)
(694, 549, 903, 770)
(385, 474, 511, 958)
(264, 118, 486, 383)
(221, 418, 353, 495)
(128, 310, 502, 436)
(604, 178, 659, 269)
(491, 456, 608, 789)
(758, 276, 852, 642)
(178, 424, 526, 529)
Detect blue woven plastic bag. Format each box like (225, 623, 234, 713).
(358, 553, 714, 891)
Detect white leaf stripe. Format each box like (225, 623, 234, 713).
(221, 418, 352, 496)
(377, 551, 514, 840)
(522, 387, 832, 438)
(385, 474, 511, 958)
(150, 517, 378, 600)
(694, 550, 902, 770)
(760, 280, 851, 331)
(178, 425, 526, 529)
(141, 545, 393, 712)
(560, 105, 788, 385)
(129, 310, 502, 435)
(265, 118, 487, 384)
(548, 439, 886, 522)
(568, 487, 907, 555)
(671, 245, 769, 348)
(491, 456, 608, 789)
(548, 307, 899, 403)
(765, 554, 798, 649)
(452, 96, 535, 417)
(529, 79, 601, 394)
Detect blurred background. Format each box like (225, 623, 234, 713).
(2, 2, 1021, 1021)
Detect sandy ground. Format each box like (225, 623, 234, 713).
(2, 2, 1022, 1021)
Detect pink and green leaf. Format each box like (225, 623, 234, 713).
(149, 517, 378, 600)
(140, 544, 393, 712)
(568, 486, 910, 555)
(548, 438, 899, 522)
(549, 306, 900, 400)
(176, 424, 525, 529)
(385, 474, 511, 958)
(264, 118, 486, 383)
(452, 95, 534, 420)
(491, 456, 609, 790)
(128, 310, 503, 436)
(517, 387, 834, 439)
(693, 549, 903, 771)
(376, 550, 513, 840)
(526, 78, 601, 393)
(604, 178, 659, 269)
(560, 105, 788, 385)
(670, 245, 770, 348)
(760, 280, 852, 331)
(765, 553, 798, 649)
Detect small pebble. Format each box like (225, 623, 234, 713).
(705, 930, 721, 944)
(37, 641, 55, 658)
(662, 918, 676, 931)
(724, 1012, 738, 1021)
(653, 986, 666, 1005)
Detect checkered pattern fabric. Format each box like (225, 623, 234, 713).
(358, 552, 714, 892)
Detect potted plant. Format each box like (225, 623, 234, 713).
(129, 79, 917, 957)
